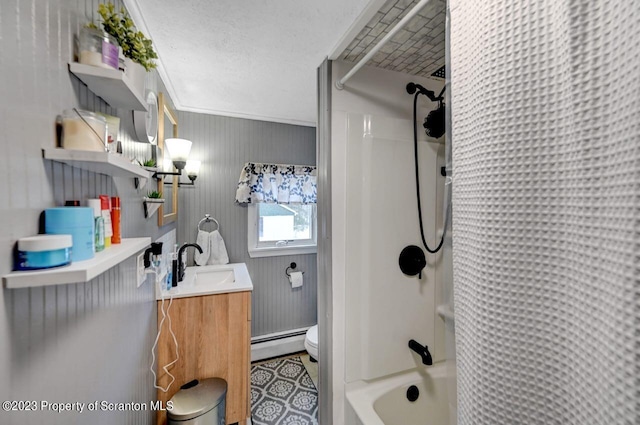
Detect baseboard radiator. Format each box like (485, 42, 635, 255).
(251, 327, 310, 362)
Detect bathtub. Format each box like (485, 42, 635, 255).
(346, 362, 457, 425)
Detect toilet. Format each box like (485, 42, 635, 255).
(304, 324, 318, 362)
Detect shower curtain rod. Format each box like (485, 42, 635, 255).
(335, 0, 435, 90)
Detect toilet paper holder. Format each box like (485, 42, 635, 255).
(285, 262, 304, 278)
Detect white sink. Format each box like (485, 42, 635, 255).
(194, 268, 235, 286)
(156, 263, 253, 300)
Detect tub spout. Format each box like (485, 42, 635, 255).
(408, 339, 432, 366)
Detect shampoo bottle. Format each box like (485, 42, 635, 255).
(87, 199, 105, 252)
(99, 195, 113, 247)
(110, 196, 121, 244)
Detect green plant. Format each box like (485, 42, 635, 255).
(137, 157, 157, 167)
(146, 190, 163, 199)
(97, 3, 157, 71)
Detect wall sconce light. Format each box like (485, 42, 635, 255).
(179, 160, 201, 187)
(153, 138, 193, 178)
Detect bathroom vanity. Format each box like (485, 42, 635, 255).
(155, 263, 253, 425)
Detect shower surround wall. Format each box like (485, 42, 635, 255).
(330, 61, 447, 425)
(176, 111, 317, 338)
(0, 1, 175, 423)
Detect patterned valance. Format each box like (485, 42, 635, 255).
(235, 162, 317, 205)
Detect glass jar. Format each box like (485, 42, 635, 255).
(79, 27, 119, 70)
(61, 109, 107, 152)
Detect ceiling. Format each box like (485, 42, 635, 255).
(338, 0, 446, 78)
(126, 0, 446, 127)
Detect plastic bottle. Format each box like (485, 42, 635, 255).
(110, 196, 121, 244)
(99, 195, 113, 247)
(87, 199, 105, 252)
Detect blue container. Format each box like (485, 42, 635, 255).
(45, 207, 95, 261)
(15, 235, 73, 270)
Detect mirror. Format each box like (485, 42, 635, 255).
(157, 92, 178, 226)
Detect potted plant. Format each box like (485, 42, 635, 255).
(137, 157, 157, 172)
(143, 190, 164, 218)
(95, 2, 157, 93)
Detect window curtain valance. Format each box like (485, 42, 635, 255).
(235, 162, 317, 205)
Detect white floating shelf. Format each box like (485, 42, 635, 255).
(43, 148, 151, 182)
(143, 197, 165, 218)
(68, 62, 147, 111)
(3, 237, 151, 289)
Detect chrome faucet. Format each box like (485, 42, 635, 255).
(172, 243, 203, 287)
(408, 339, 433, 366)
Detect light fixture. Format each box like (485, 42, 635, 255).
(164, 138, 192, 170)
(179, 160, 201, 187)
(153, 138, 193, 178)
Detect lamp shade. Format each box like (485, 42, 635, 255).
(185, 160, 201, 177)
(164, 138, 192, 170)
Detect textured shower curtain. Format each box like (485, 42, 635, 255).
(450, 1, 639, 424)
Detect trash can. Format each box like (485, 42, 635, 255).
(167, 378, 227, 425)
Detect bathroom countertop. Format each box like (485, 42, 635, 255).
(156, 262, 253, 300)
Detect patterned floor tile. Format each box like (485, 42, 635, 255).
(251, 356, 318, 425)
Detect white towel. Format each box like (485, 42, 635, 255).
(207, 230, 229, 265)
(194, 230, 210, 266)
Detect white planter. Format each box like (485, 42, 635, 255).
(124, 58, 147, 99)
(143, 197, 164, 218)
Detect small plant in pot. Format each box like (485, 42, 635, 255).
(94, 2, 157, 92)
(97, 3, 157, 71)
(145, 190, 163, 201)
(143, 190, 164, 218)
(137, 157, 157, 171)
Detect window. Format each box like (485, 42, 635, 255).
(248, 203, 317, 257)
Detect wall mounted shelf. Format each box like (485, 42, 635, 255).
(143, 197, 164, 218)
(68, 62, 147, 111)
(43, 148, 151, 188)
(3, 237, 150, 288)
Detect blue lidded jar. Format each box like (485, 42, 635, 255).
(45, 207, 95, 261)
(16, 235, 73, 270)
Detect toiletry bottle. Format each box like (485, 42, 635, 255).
(110, 196, 121, 244)
(165, 253, 172, 291)
(99, 195, 113, 247)
(87, 199, 105, 252)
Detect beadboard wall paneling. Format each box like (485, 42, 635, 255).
(0, 1, 174, 423)
(176, 111, 318, 337)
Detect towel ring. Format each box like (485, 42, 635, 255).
(198, 214, 220, 232)
(285, 262, 304, 278)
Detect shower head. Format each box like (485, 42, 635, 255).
(406, 82, 429, 96)
(424, 102, 446, 138)
(406, 82, 443, 102)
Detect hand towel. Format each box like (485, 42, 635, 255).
(194, 230, 210, 266)
(207, 230, 230, 265)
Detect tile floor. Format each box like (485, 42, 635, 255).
(250, 351, 319, 425)
(299, 353, 318, 388)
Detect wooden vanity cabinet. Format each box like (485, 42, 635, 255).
(156, 291, 251, 425)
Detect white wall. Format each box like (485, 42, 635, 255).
(175, 111, 318, 338)
(330, 61, 446, 424)
(0, 1, 174, 423)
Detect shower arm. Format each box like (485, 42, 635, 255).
(335, 0, 436, 90)
(407, 82, 446, 103)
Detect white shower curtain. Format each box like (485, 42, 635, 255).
(450, 1, 639, 424)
